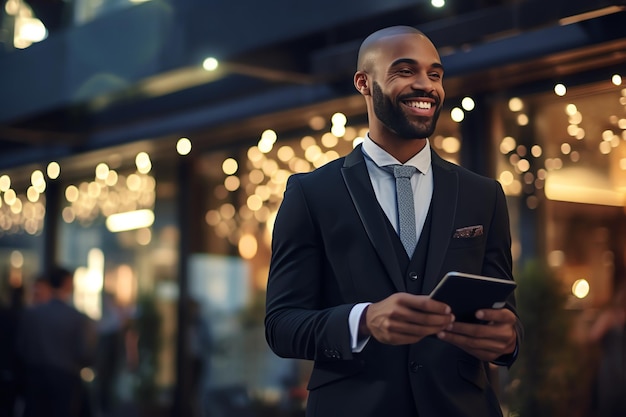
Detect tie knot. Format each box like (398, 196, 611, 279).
(391, 165, 417, 179)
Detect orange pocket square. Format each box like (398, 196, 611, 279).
(453, 225, 483, 238)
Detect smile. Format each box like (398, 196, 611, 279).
(404, 100, 432, 109)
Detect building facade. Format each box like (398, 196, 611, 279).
(1, 1, 625, 416)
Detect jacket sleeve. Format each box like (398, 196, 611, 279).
(264, 174, 355, 362)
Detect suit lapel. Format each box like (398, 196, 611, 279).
(423, 151, 459, 293)
(341, 145, 406, 292)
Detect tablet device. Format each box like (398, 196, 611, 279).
(429, 271, 517, 323)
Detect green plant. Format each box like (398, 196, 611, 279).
(133, 294, 162, 404)
(507, 260, 594, 417)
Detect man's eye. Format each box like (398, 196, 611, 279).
(429, 73, 442, 79)
(398, 69, 413, 75)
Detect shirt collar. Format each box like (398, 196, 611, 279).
(362, 134, 432, 174)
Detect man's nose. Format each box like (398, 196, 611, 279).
(410, 72, 434, 92)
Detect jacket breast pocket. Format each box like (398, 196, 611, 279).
(447, 234, 485, 250)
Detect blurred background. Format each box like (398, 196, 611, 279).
(0, 0, 625, 416)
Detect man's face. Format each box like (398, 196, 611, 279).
(372, 80, 442, 139)
(368, 34, 445, 140)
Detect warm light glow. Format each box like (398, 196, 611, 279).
(80, 368, 95, 383)
(321, 132, 339, 148)
(26, 187, 39, 202)
(569, 112, 582, 125)
(106, 209, 155, 232)
(517, 159, 530, 172)
(277, 146, 295, 162)
(547, 250, 565, 267)
(65, 185, 79, 202)
(508, 98, 523, 112)
(31, 169, 45, 187)
(331, 113, 347, 126)
(612, 74, 623, 86)
(499, 171, 514, 186)
(95, 163, 109, 180)
(136, 228, 152, 245)
(565, 104, 577, 116)
(258, 130, 277, 153)
(14, 16, 47, 49)
(517, 114, 529, 126)
(73, 249, 105, 320)
(500, 136, 516, 154)
(545, 169, 625, 206)
(599, 141, 612, 154)
(431, 0, 445, 7)
(177, 137, 192, 155)
(222, 158, 238, 175)
(224, 176, 240, 191)
(105, 170, 118, 186)
(238, 234, 258, 259)
(441, 137, 460, 154)
(450, 107, 464, 122)
(309, 116, 325, 130)
(247, 195, 263, 211)
(331, 125, 346, 138)
(114, 264, 136, 306)
(461, 97, 475, 111)
(3, 189, 16, 205)
(202, 57, 219, 71)
(10, 250, 24, 268)
(135, 152, 152, 174)
(0, 175, 11, 192)
(531, 145, 542, 157)
(572, 279, 590, 299)
(205, 210, 220, 226)
(554, 83, 567, 96)
(44, 163, 59, 180)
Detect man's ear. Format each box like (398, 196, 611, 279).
(354, 72, 370, 96)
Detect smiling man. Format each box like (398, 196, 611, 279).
(265, 26, 522, 417)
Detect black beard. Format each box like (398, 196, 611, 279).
(372, 81, 441, 139)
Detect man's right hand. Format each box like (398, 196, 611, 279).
(359, 292, 454, 345)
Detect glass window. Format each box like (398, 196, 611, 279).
(495, 80, 626, 307)
(0, 168, 46, 306)
(56, 148, 179, 415)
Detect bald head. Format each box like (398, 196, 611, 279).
(357, 26, 428, 72)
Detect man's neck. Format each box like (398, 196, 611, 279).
(368, 132, 428, 163)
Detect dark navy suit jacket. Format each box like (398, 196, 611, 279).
(265, 144, 522, 417)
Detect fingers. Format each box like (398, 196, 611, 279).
(365, 293, 455, 345)
(475, 307, 517, 324)
(437, 309, 518, 360)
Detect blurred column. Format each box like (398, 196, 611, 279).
(43, 178, 60, 272)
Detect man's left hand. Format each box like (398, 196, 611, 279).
(436, 308, 517, 362)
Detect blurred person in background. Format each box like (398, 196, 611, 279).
(0, 285, 24, 417)
(30, 276, 52, 306)
(15, 267, 98, 417)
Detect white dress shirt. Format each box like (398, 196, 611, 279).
(348, 134, 434, 351)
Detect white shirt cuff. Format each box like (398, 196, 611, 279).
(349, 302, 372, 352)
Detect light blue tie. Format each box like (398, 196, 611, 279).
(390, 165, 418, 256)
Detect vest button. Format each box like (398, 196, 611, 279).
(408, 271, 419, 281)
(409, 361, 422, 373)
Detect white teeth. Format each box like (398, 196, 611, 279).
(406, 101, 431, 109)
